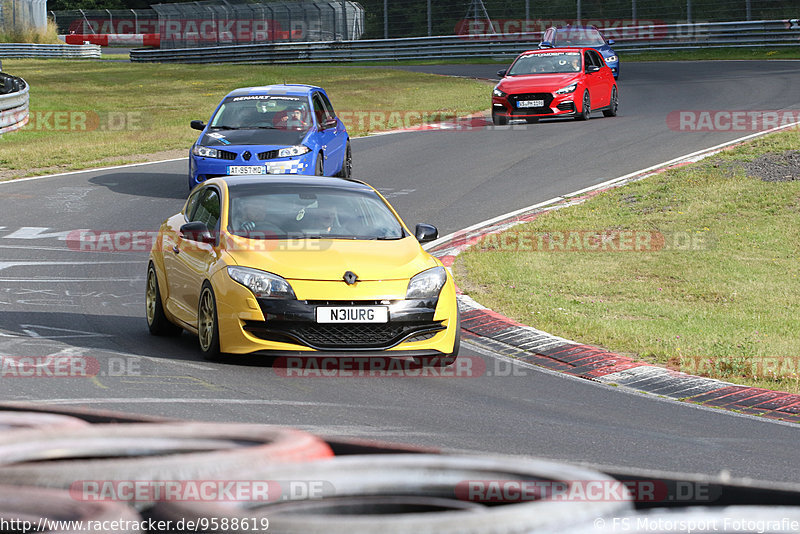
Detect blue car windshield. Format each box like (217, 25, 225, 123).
(508, 52, 582, 75)
(554, 29, 606, 47)
(211, 95, 313, 133)
(227, 184, 406, 241)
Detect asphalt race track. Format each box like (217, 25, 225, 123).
(2, 61, 800, 483)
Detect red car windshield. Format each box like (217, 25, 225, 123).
(507, 52, 582, 76)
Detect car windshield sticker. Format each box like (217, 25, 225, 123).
(521, 51, 580, 58)
(296, 208, 306, 221)
(231, 95, 302, 102)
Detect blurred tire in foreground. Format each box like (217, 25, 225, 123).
(0, 484, 143, 533)
(0, 422, 333, 508)
(153, 453, 634, 534)
(0, 411, 89, 432)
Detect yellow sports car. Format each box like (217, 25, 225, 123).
(146, 176, 459, 364)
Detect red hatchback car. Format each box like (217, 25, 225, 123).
(491, 48, 618, 125)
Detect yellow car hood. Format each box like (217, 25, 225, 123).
(225, 234, 439, 281)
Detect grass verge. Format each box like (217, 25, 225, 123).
(0, 59, 490, 179)
(454, 129, 800, 393)
(0, 21, 60, 44)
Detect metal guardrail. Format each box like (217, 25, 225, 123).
(0, 43, 101, 59)
(130, 19, 800, 63)
(0, 73, 29, 135)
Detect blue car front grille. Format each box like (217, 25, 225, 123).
(257, 149, 280, 160)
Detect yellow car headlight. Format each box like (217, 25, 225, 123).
(227, 266, 296, 299)
(406, 266, 447, 299)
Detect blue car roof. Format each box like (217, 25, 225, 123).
(223, 85, 321, 99)
(554, 25, 597, 30)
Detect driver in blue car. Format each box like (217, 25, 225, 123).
(276, 104, 310, 130)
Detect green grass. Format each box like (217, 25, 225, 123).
(0, 59, 490, 178)
(455, 130, 800, 393)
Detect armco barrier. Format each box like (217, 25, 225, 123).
(130, 19, 800, 63)
(0, 43, 101, 58)
(0, 73, 29, 135)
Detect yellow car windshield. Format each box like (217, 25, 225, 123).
(228, 184, 406, 240)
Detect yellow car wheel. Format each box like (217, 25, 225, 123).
(198, 283, 221, 360)
(146, 263, 181, 336)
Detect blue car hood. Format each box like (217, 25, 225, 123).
(594, 45, 615, 58)
(200, 128, 309, 147)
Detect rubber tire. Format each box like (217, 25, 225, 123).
(314, 153, 324, 176)
(603, 86, 618, 117)
(492, 112, 507, 125)
(151, 454, 634, 534)
(198, 283, 221, 361)
(577, 91, 591, 121)
(146, 263, 182, 336)
(0, 484, 143, 533)
(335, 141, 352, 178)
(0, 411, 89, 432)
(0, 423, 334, 506)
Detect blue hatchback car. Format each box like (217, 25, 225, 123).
(539, 26, 619, 79)
(188, 84, 351, 190)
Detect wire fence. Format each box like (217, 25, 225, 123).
(52, 0, 366, 48)
(50, 9, 158, 36)
(357, 0, 799, 39)
(51, 0, 797, 46)
(155, 0, 364, 47)
(1, 0, 47, 34)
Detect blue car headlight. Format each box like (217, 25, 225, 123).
(406, 266, 447, 299)
(605, 55, 618, 63)
(192, 146, 220, 158)
(555, 83, 577, 95)
(278, 146, 311, 158)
